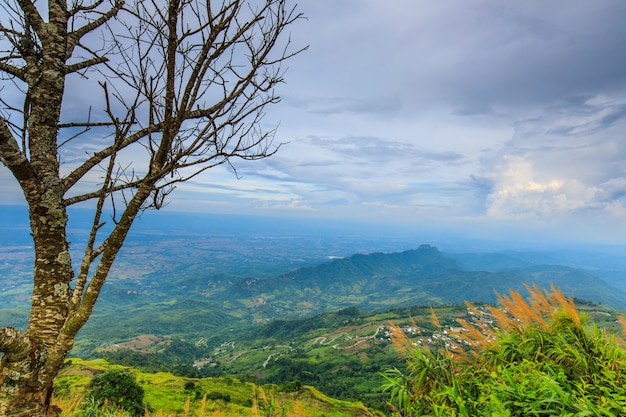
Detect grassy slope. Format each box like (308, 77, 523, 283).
(54, 358, 381, 417)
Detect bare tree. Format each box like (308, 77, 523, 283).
(0, 1, 304, 415)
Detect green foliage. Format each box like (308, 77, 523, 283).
(86, 369, 145, 417)
(383, 287, 626, 417)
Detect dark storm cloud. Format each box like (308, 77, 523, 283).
(424, 2, 626, 112)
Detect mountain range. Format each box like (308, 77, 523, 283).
(214, 244, 626, 315)
(3, 242, 626, 353)
(85, 243, 626, 330)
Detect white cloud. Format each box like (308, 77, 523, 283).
(481, 156, 592, 219)
(470, 94, 626, 232)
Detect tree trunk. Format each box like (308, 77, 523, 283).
(0, 333, 60, 417)
(0, 179, 74, 417)
(0, 184, 154, 417)
(0, 3, 75, 413)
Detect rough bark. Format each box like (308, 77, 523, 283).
(0, 1, 70, 414)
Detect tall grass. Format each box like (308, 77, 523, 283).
(383, 285, 626, 416)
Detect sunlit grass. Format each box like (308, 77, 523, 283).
(54, 358, 378, 417)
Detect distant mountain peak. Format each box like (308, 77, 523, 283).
(223, 245, 626, 316)
(418, 244, 438, 251)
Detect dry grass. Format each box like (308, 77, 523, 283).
(389, 285, 595, 364)
(388, 318, 419, 356)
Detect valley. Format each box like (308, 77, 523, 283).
(75, 299, 624, 411)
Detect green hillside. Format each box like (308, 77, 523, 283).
(82, 300, 623, 414)
(53, 358, 378, 416)
(383, 287, 626, 416)
(219, 245, 626, 315)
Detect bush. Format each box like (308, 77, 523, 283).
(85, 369, 145, 417)
(183, 380, 196, 392)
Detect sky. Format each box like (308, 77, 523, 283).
(3, 0, 626, 245)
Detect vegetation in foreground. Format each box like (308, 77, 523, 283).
(50, 295, 622, 416)
(53, 358, 378, 417)
(383, 285, 626, 416)
(52, 285, 626, 417)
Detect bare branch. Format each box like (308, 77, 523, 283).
(64, 179, 143, 206)
(66, 0, 125, 55)
(15, 0, 44, 36)
(61, 122, 162, 192)
(58, 121, 122, 129)
(0, 327, 31, 361)
(0, 61, 26, 80)
(71, 111, 127, 307)
(65, 182, 154, 335)
(0, 23, 23, 40)
(64, 55, 108, 74)
(68, 0, 106, 17)
(0, 116, 35, 185)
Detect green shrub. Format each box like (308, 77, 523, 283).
(85, 369, 145, 417)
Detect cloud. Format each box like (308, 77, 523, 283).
(286, 96, 401, 115)
(415, 1, 626, 111)
(244, 135, 467, 202)
(478, 156, 588, 219)
(290, 0, 626, 133)
(471, 94, 626, 224)
(4, 0, 626, 244)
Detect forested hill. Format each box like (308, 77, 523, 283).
(220, 244, 626, 313)
(229, 244, 458, 294)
